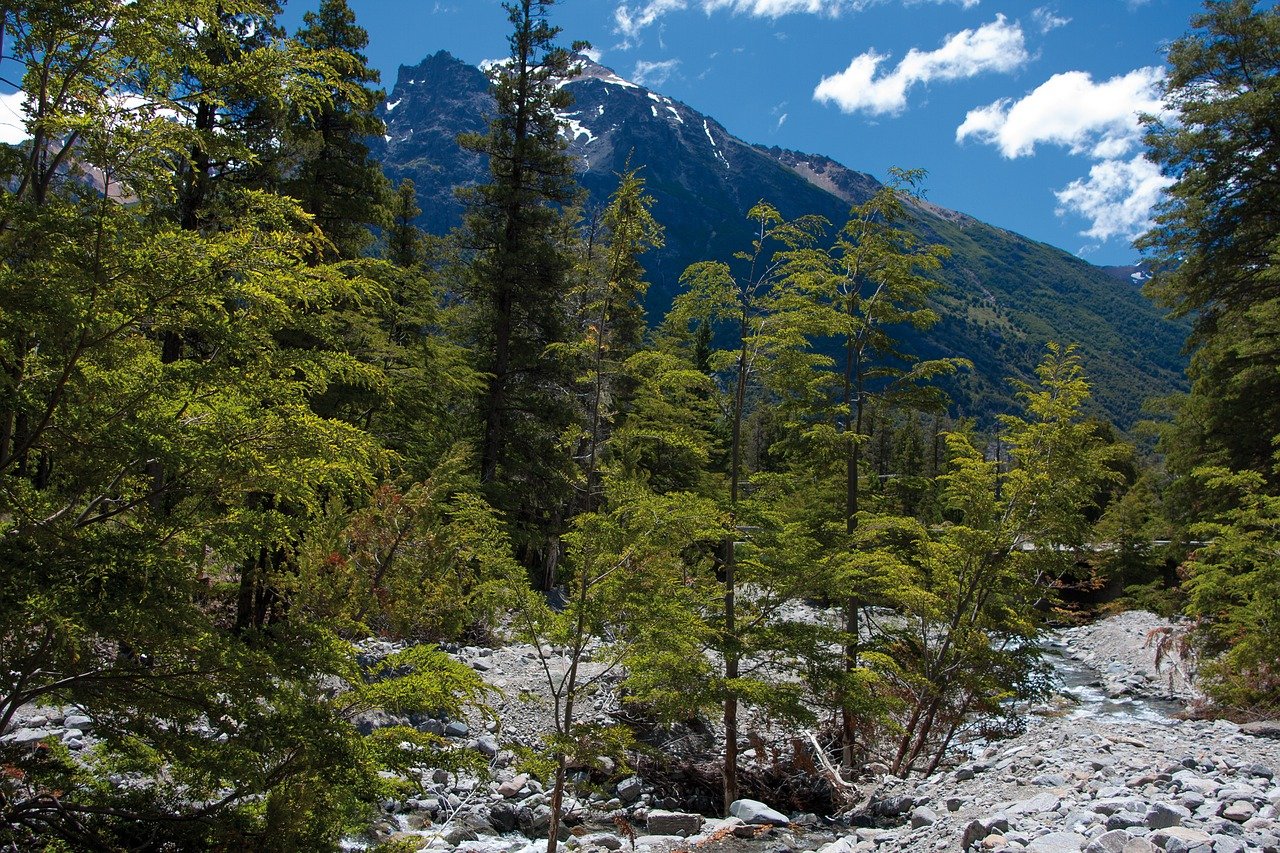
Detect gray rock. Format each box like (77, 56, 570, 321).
(488, 801, 518, 833)
(63, 714, 93, 731)
(645, 810, 703, 837)
(1121, 840, 1156, 853)
(961, 818, 989, 849)
(1247, 763, 1275, 780)
(616, 776, 643, 804)
(518, 803, 553, 835)
(729, 798, 789, 826)
(444, 721, 469, 738)
(1105, 811, 1146, 830)
(1239, 721, 1280, 739)
(911, 806, 939, 828)
(1149, 827, 1212, 849)
(1024, 830, 1087, 852)
(1222, 799, 1256, 822)
(1145, 802, 1190, 829)
(1210, 836, 1246, 853)
(577, 832, 623, 850)
(1009, 792, 1061, 815)
(3, 727, 53, 745)
(1034, 774, 1070, 788)
(1084, 830, 1132, 853)
(472, 734, 499, 758)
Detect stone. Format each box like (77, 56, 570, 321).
(444, 721, 469, 738)
(956, 767, 976, 781)
(1120, 842, 1156, 853)
(1105, 812, 1146, 830)
(1247, 763, 1275, 780)
(962, 819, 990, 849)
(1221, 800, 1256, 822)
(911, 806, 939, 827)
(1034, 774, 1070, 788)
(1009, 793, 1061, 815)
(616, 776, 643, 804)
(1149, 827, 1212, 848)
(729, 798, 789, 826)
(496, 774, 527, 798)
(1239, 721, 1280, 739)
(645, 810, 703, 837)
(1210, 836, 1246, 853)
(1084, 830, 1132, 853)
(63, 714, 93, 731)
(1145, 802, 1190, 829)
(2, 727, 53, 746)
(488, 802, 518, 833)
(1024, 831, 1086, 852)
(472, 735, 498, 758)
(518, 803, 553, 835)
(577, 833, 623, 850)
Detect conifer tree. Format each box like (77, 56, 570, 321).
(286, 0, 388, 260)
(458, 0, 586, 571)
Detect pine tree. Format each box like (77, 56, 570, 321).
(458, 0, 586, 570)
(286, 0, 388, 260)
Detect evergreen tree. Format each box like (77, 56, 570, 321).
(286, 0, 388, 260)
(458, 0, 586, 571)
(1140, 0, 1280, 481)
(0, 3, 489, 845)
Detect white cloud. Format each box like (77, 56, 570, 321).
(0, 90, 29, 145)
(957, 67, 1171, 243)
(581, 46, 604, 63)
(1031, 6, 1069, 32)
(632, 58, 681, 87)
(955, 67, 1165, 158)
(614, 0, 982, 43)
(1054, 154, 1172, 241)
(813, 15, 1027, 116)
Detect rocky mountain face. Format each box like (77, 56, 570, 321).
(374, 51, 1188, 428)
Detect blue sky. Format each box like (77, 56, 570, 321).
(0, 1, 1202, 266)
(277, 0, 1206, 266)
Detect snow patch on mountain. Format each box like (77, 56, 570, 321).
(385, 98, 401, 113)
(703, 120, 729, 170)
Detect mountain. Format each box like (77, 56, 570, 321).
(374, 51, 1188, 428)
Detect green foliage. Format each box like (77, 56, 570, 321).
(286, 0, 389, 260)
(459, 0, 585, 556)
(292, 449, 522, 640)
(1183, 467, 1280, 708)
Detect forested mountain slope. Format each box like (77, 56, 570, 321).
(374, 51, 1187, 427)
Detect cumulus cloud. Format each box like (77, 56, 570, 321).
(0, 90, 29, 146)
(812, 15, 1027, 116)
(632, 58, 681, 86)
(1054, 154, 1172, 241)
(955, 67, 1165, 158)
(957, 67, 1170, 242)
(614, 0, 981, 43)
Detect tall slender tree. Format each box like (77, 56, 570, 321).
(286, 0, 388, 260)
(458, 0, 586, 570)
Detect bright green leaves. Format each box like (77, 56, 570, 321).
(1183, 467, 1280, 707)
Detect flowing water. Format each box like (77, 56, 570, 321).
(1040, 635, 1186, 722)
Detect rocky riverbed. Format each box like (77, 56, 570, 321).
(5, 611, 1279, 852)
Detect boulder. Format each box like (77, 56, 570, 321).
(1239, 720, 1280, 739)
(911, 806, 939, 827)
(1024, 831, 1086, 852)
(615, 776, 643, 804)
(729, 798, 789, 826)
(1084, 830, 1132, 853)
(645, 810, 703, 837)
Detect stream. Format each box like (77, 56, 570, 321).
(1041, 634, 1186, 723)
